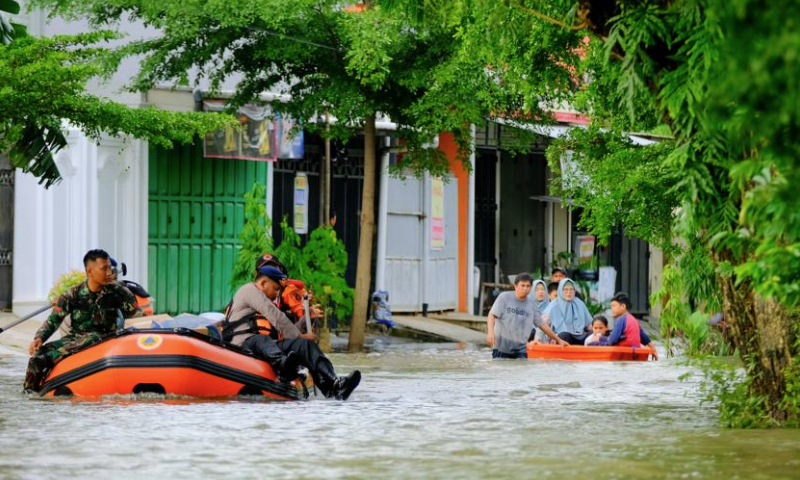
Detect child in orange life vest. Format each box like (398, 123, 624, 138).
(254, 254, 322, 332)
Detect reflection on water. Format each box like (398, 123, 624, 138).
(1, 343, 799, 480)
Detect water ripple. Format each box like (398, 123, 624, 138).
(1, 347, 799, 479)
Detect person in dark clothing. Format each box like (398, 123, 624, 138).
(224, 266, 361, 400)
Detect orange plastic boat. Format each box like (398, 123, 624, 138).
(39, 329, 303, 400)
(527, 344, 654, 361)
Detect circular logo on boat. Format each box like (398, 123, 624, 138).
(137, 334, 163, 350)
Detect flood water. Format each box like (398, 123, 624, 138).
(1, 342, 799, 480)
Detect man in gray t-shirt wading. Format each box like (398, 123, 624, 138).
(487, 273, 567, 358)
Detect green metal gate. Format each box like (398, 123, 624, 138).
(148, 142, 268, 314)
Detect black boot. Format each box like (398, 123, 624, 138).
(277, 351, 300, 383)
(331, 370, 361, 400)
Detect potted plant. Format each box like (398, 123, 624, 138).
(577, 255, 599, 281)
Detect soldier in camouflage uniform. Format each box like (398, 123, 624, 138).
(24, 249, 142, 392)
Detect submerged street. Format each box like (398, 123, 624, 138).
(2, 342, 799, 480)
(3, 0, 800, 470)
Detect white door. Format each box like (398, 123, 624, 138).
(385, 174, 458, 312)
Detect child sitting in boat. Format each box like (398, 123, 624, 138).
(584, 316, 610, 346)
(547, 282, 559, 302)
(605, 292, 659, 360)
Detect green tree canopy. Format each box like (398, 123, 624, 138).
(1, 0, 233, 187)
(31, 0, 574, 171)
(404, 0, 799, 426)
(31, 0, 579, 349)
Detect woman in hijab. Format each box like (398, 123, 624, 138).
(532, 279, 550, 312)
(531, 279, 551, 343)
(542, 278, 593, 345)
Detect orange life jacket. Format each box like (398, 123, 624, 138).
(280, 282, 308, 321)
(222, 301, 283, 342)
(135, 294, 154, 316)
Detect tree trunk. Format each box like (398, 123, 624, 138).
(319, 311, 332, 353)
(716, 250, 796, 422)
(753, 296, 795, 421)
(348, 114, 376, 352)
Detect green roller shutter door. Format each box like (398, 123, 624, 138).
(148, 141, 267, 315)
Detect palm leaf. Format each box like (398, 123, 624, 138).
(0, 0, 20, 14)
(1, 11, 15, 43)
(3, 0, 64, 188)
(1, 0, 20, 43)
(7, 123, 67, 188)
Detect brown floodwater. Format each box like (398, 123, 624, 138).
(1, 342, 799, 479)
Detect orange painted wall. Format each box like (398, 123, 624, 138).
(438, 133, 469, 312)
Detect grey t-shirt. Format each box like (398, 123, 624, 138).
(489, 291, 545, 354)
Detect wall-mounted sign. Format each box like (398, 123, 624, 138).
(294, 173, 309, 234)
(577, 235, 596, 264)
(431, 178, 445, 250)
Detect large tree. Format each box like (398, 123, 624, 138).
(389, 0, 800, 425)
(1, 0, 231, 187)
(32, 0, 577, 350)
(560, 0, 799, 427)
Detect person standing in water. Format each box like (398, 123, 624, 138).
(487, 273, 567, 358)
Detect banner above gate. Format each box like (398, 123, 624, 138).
(203, 101, 277, 162)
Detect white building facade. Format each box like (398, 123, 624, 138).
(12, 4, 150, 316)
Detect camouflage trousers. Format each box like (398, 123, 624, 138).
(24, 333, 103, 392)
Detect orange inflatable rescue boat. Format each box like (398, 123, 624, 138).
(527, 344, 654, 361)
(38, 329, 304, 400)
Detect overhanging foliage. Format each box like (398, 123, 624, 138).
(1, 0, 234, 187)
